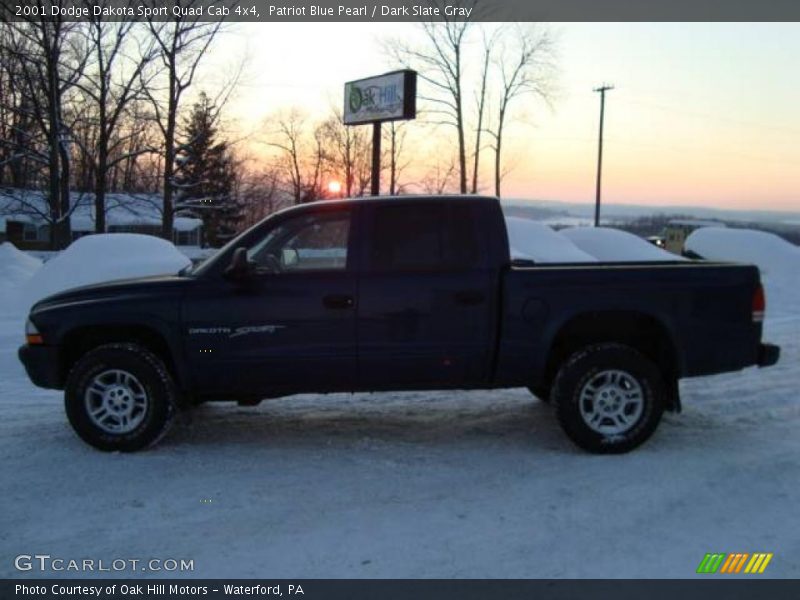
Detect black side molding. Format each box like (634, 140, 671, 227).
(757, 343, 780, 368)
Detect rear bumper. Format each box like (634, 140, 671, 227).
(18, 344, 62, 389)
(757, 343, 780, 368)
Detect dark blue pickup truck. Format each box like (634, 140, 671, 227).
(19, 195, 779, 453)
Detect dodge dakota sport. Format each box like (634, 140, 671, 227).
(18, 195, 780, 453)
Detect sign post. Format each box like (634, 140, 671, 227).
(371, 123, 381, 196)
(343, 69, 417, 196)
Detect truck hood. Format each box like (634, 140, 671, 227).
(30, 274, 194, 313)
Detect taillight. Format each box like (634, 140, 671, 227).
(752, 284, 766, 323)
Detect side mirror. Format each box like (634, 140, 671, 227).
(224, 247, 253, 280)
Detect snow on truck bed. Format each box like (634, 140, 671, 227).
(504, 217, 596, 263)
(504, 218, 679, 263)
(561, 226, 682, 262)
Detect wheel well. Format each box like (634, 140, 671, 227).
(544, 311, 680, 408)
(61, 325, 176, 385)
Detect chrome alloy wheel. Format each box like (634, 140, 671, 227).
(578, 369, 644, 435)
(84, 369, 148, 434)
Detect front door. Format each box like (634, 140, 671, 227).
(184, 206, 357, 398)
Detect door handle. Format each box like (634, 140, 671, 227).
(454, 290, 485, 306)
(323, 294, 355, 309)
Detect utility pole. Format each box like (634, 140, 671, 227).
(593, 84, 614, 227)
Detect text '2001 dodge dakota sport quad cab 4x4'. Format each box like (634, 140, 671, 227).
(19, 195, 780, 453)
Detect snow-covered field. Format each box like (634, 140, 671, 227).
(1, 229, 798, 579)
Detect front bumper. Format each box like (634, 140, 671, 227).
(18, 344, 63, 389)
(757, 343, 780, 368)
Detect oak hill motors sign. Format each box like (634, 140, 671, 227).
(343, 70, 417, 125)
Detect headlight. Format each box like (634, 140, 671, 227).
(25, 318, 38, 335)
(25, 318, 43, 345)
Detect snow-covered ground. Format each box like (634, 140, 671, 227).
(1, 231, 798, 579)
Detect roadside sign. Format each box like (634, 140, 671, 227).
(343, 70, 417, 125)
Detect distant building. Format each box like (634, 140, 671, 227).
(0, 190, 203, 250)
(662, 219, 725, 255)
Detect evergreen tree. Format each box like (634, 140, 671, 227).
(174, 92, 241, 247)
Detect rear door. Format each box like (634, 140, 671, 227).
(356, 199, 496, 389)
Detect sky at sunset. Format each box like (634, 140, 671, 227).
(204, 22, 800, 212)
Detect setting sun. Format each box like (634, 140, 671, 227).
(327, 180, 343, 195)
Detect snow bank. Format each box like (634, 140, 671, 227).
(562, 226, 683, 262)
(0, 242, 42, 317)
(686, 227, 800, 318)
(504, 217, 596, 263)
(22, 234, 190, 308)
(685, 227, 799, 275)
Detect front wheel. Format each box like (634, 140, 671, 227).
(552, 343, 665, 454)
(65, 343, 176, 451)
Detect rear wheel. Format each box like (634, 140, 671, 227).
(552, 343, 665, 453)
(65, 343, 176, 451)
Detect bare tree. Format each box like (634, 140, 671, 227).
(486, 25, 556, 197)
(384, 120, 409, 195)
(384, 1, 478, 193)
(236, 164, 285, 227)
(420, 153, 458, 195)
(265, 109, 307, 205)
(76, 10, 159, 232)
(144, 3, 222, 239)
(0, 9, 89, 248)
(470, 28, 495, 194)
(0, 23, 38, 189)
(318, 109, 371, 197)
(113, 99, 161, 192)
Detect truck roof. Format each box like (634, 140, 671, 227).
(294, 194, 499, 211)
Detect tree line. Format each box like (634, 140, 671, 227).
(259, 14, 557, 215)
(0, 1, 242, 248)
(1, 1, 558, 249)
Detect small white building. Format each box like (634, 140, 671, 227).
(0, 189, 203, 250)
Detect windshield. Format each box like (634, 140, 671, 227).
(189, 212, 280, 277)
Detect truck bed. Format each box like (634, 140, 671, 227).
(495, 260, 763, 386)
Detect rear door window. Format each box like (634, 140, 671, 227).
(366, 202, 484, 272)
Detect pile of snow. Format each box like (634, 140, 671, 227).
(685, 227, 799, 275)
(562, 226, 683, 262)
(0, 242, 42, 316)
(686, 227, 800, 318)
(22, 234, 190, 309)
(504, 217, 596, 263)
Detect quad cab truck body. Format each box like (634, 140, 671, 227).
(18, 196, 780, 452)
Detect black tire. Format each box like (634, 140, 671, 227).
(65, 343, 176, 452)
(552, 343, 665, 454)
(527, 385, 551, 403)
